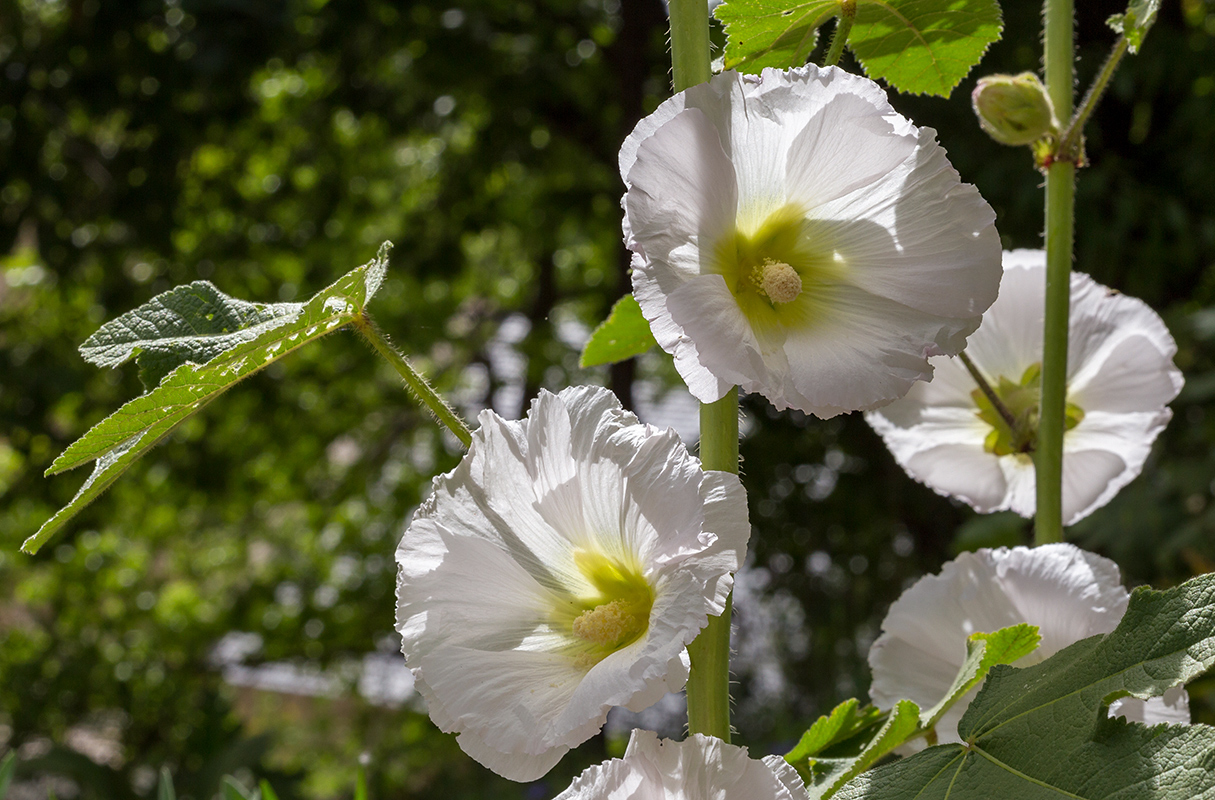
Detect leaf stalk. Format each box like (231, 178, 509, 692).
(823, 0, 856, 67)
(351, 312, 473, 449)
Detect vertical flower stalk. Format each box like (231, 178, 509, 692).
(1037, 0, 1076, 544)
(667, 0, 735, 742)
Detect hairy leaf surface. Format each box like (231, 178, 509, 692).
(80, 281, 302, 389)
(836, 574, 1215, 800)
(788, 625, 1038, 799)
(24, 243, 390, 554)
(1108, 0, 1161, 53)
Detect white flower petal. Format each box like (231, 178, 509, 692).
(623, 65, 1000, 417)
(867, 250, 1181, 525)
(869, 544, 1190, 747)
(783, 91, 916, 210)
(811, 128, 1002, 320)
(396, 387, 750, 781)
(625, 108, 739, 280)
(774, 284, 978, 417)
(902, 444, 1011, 513)
(555, 730, 809, 800)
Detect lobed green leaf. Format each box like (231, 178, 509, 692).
(579, 293, 657, 368)
(23, 243, 391, 554)
(715, 0, 1003, 97)
(836, 573, 1215, 800)
(849, 0, 1003, 97)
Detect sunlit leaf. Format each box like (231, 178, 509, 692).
(1108, 0, 1161, 53)
(716, 0, 1003, 97)
(23, 243, 391, 554)
(80, 280, 302, 390)
(579, 293, 657, 368)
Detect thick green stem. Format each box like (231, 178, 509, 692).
(669, 0, 711, 92)
(669, 0, 735, 743)
(352, 312, 473, 449)
(1037, 163, 1074, 544)
(1036, 0, 1075, 545)
(823, 0, 856, 67)
(1058, 36, 1129, 160)
(687, 393, 739, 741)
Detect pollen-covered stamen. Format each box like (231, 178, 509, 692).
(572, 598, 648, 648)
(756, 259, 803, 304)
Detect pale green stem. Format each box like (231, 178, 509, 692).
(351, 312, 473, 449)
(1036, 0, 1075, 545)
(687, 393, 739, 741)
(1058, 36, 1129, 160)
(669, 0, 712, 92)
(822, 0, 856, 67)
(958, 351, 1019, 434)
(669, 0, 736, 743)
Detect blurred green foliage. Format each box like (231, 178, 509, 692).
(0, 0, 1213, 797)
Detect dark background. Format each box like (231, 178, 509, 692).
(1, 0, 1213, 796)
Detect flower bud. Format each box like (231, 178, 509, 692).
(971, 72, 1057, 146)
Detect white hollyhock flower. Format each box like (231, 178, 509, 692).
(868, 544, 1190, 747)
(395, 386, 750, 782)
(866, 249, 1183, 525)
(555, 729, 808, 800)
(621, 65, 1002, 418)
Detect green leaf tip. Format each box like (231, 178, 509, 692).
(715, 0, 1003, 97)
(221, 776, 258, 800)
(0, 751, 16, 800)
(1108, 0, 1161, 53)
(579, 293, 657, 368)
(835, 573, 1215, 800)
(23, 243, 392, 555)
(157, 767, 176, 800)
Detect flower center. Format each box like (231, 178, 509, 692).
(561, 550, 654, 667)
(754, 259, 802, 304)
(572, 598, 648, 647)
(712, 204, 845, 325)
(971, 362, 1085, 457)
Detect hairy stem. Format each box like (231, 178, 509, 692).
(669, 0, 736, 743)
(351, 312, 473, 449)
(1036, 0, 1075, 545)
(823, 0, 856, 67)
(1057, 36, 1129, 160)
(669, 0, 712, 92)
(687, 393, 739, 741)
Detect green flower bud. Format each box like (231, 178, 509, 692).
(971, 72, 1057, 146)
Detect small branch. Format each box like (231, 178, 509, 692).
(1056, 36, 1129, 162)
(351, 312, 474, 449)
(823, 0, 856, 67)
(958, 351, 1019, 434)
